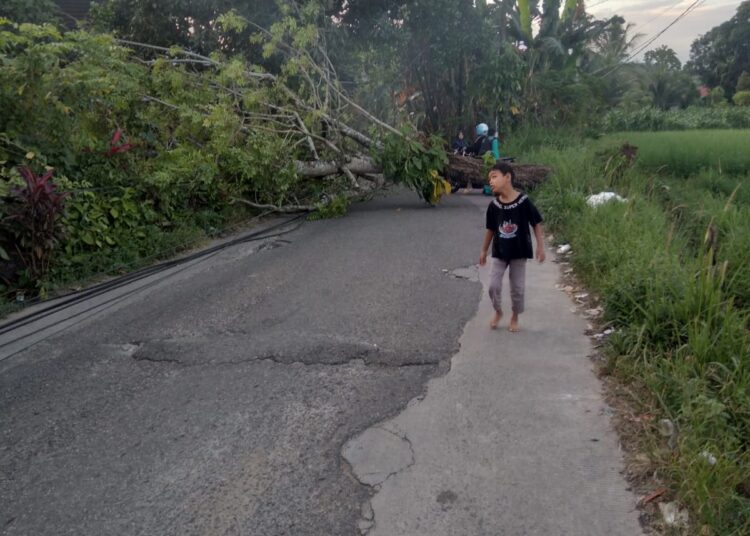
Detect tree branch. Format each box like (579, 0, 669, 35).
(230, 198, 315, 213)
(293, 111, 320, 160)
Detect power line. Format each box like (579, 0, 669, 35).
(598, 0, 707, 78)
(0, 210, 275, 308)
(0, 213, 306, 337)
(619, 0, 706, 62)
(636, 0, 690, 33)
(0, 214, 308, 359)
(0, 252, 224, 363)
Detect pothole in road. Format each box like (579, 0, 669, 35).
(443, 265, 479, 282)
(218, 239, 292, 263)
(256, 239, 291, 252)
(122, 334, 432, 369)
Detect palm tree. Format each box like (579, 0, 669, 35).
(504, 1, 620, 122)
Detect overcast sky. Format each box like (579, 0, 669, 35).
(587, 0, 742, 63)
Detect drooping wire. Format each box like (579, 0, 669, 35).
(0, 213, 308, 359)
(596, 0, 707, 78)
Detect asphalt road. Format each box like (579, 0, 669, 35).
(0, 188, 482, 536)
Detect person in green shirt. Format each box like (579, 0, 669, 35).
(488, 128, 500, 160)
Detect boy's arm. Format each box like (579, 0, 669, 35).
(479, 229, 493, 266)
(533, 224, 546, 263)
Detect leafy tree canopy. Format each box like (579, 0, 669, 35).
(644, 45, 681, 72)
(0, 0, 59, 24)
(687, 0, 750, 97)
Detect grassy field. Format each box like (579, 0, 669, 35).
(523, 130, 750, 535)
(599, 130, 750, 176)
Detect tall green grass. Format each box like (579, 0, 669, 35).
(599, 130, 750, 176)
(526, 135, 750, 535)
(502, 125, 587, 155)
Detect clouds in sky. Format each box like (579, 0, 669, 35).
(587, 0, 742, 62)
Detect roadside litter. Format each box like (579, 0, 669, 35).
(586, 192, 626, 207)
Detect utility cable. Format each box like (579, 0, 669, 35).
(623, 0, 705, 61)
(2, 209, 272, 310)
(0, 213, 306, 336)
(0, 249, 225, 363)
(636, 0, 690, 33)
(0, 215, 306, 360)
(597, 0, 706, 78)
(0, 213, 307, 349)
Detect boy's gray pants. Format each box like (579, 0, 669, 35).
(488, 258, 527, 314)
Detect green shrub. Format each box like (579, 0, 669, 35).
(733, 90, 750, 107)
(711, 86, 727, 106)
(737, 72, 750, 93)
(308, 195, 349, 220)
(0, 21, 317, 298)
(376, 127, 450, 204)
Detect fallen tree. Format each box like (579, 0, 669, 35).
(1, 14, 553, 299)
(118, 10, 552, 211)
(444, 153, 553, 190)
(295, 153, 551, 190)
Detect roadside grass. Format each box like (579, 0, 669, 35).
(524, 136, 750, 535)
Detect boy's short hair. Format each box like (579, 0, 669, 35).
(490, 161, 515, 184)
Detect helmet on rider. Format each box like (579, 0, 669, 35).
(475, 123, 489, 136)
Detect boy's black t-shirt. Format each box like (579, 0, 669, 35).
(485, 193, 543, 260)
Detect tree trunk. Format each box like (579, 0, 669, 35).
(444, 153, 552, 190)
(296, 153, 552, 192)
(295, 157, 380, 178)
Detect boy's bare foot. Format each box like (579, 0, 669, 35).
(508, 314, 520, 332)
(490, 311, 502, 329)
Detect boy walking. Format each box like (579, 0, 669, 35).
(479, 162, 545, 332)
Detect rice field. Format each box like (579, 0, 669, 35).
(600, 129, 750, 176)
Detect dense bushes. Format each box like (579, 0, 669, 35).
(0, 20, 325, 299)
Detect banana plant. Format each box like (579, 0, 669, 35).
(517, 0, 533, 40)
(561, 0, 578, 22)
(508, 0, 619, 68)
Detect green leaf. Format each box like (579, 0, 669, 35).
(0, 245, 9, 261)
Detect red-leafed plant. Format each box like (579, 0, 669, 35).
(4, 166, 68, 290)
(105, 129, 133, 157)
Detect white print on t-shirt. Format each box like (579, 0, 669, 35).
(493, 194, 528, 210)
(499, 220, 518, 239)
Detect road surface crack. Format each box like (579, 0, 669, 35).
(371, 426, 416, 484)
(129, 341, 434, 370)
